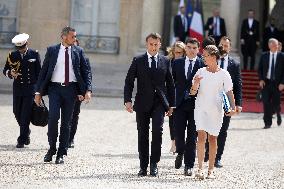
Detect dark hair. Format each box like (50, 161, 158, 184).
(185, 37, 200, 48)
(61, 26, 76, 37)
(202, 36, 215, 49)
(146, 33, 162, 42)
(204, 45, 221, 60)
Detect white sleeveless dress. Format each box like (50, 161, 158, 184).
(193, 67, 233, 136)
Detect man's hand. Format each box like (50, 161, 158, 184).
(278, 84, 284, 92)
(125, 102, 133, 113)
(236, 106, 242, 114)
(240, 39, 245, 45)
(166, 107, 174, 117)
(259, 80, 265, 89)
(34, 94, 42, 106)
(225, 109, 236, 117)
(78, 95, 84, 101)
(10, 69, 22, 79)
(84, 91, 92, 104)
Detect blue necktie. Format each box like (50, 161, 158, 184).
(220, 57, 224, 69)
(187, 60, 193, 79)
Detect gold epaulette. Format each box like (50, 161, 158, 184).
(7, 52, 20, 72)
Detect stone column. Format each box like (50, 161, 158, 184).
(220, 0, 241, 51)
(137, 0, 164, 53)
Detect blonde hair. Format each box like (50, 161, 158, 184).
(167, 41, 186, 60)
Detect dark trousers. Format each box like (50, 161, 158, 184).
(205, 115, 231, 161)
(242, 42, 257, 70)
(262, 80, 281, 126)
(136, 99, 165, 169)
(69, 99, 82, 142)
(169, 113, 175, 140)
(174, 99, 196, 168)
(48, 83, 77, 155)
(13, 95, 33, 144)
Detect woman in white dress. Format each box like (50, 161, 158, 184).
(190, 45, 236, 179)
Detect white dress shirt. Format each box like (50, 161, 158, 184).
(147, 51, 158, 68)
(214, 17, 220, 36)
(248, 18, 253, 28)
(218, 54, 229, 70)
(51, 44, 77, 83)
(185, 56, 197, 79)
(267, 52, 277, 79)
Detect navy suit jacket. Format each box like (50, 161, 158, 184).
(204, 17, 227, 37)
(172, 56, 204, 108)
(258, 52, 284, 85)
(226, 56, 242, 106)
(124, 53, 175, 112)
(36, 44, 92, 96)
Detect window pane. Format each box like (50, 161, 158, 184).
(0, 0, 17, 17)
(73, 21, 92, 35)
(73, 0, 93, 21)
(0, 17, 16, 31)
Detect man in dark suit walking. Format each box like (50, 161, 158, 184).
(3, 33, 41, 148)
(240, 9, 260, 70)
(204, 8, 227, 45)
(124, 33, 175, 177)
(258, 38, 284, 129)
(35, 26, 92, 164)
(174, 6, 189, 42)
(172, 38, 204, 176)
(262, 18, 281, 52)
(204, 36, 242, 168)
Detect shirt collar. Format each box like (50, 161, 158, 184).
(270, 51, 277, 56)
(147, 51, 158, 59)
(61, 43, 71, 50)
(185, 56, 197, 62)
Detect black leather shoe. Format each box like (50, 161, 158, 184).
(175, 154, 183, 169)
(68, 140, 74, 148)
(184, 166, 193, 176)
(44, 149, 56, 162)
(138, 169, 147, 177)
(277, 113, 282, 126)
(24, 137, 30, 145)
(214, 160, 223, 168)
(263, 125, 271, 129)
(55, 155, 64, 164)
(16, 143, 24, 148)
(150, 163, 158, 177)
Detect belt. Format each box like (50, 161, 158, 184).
(51, 82, 77, 87)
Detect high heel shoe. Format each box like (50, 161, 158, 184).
(206, 169, 216, 179)
(195, 169, 205, 180)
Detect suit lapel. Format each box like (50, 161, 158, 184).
(71, 46, 77, 69)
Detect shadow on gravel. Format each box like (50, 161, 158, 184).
(0, 144, 46, 152)
(91, 153, 175, 160)
(43, 172, 194, 183)
(229, 126, 280, 131)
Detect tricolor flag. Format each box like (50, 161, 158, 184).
(186, 0, 193, 33)
(189, 0, 204, 46)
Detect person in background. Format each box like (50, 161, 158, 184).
(174, 5, 189, 42)
(258, 38, 284, 129)
(191, 45, 236, 179)
(2, 33, 41, 148)
(240, 9, 260, 70)
(262, 17, 280, 52)
(166, 41, 186, 154)
(204, 8, 227, 45)
(68, 39, 92, 148)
